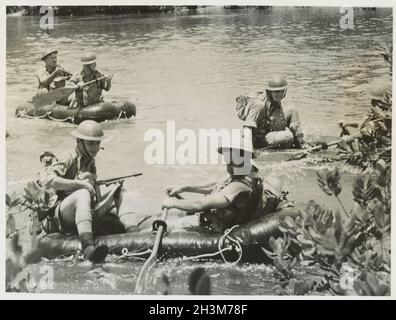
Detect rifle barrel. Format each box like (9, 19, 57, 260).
(97, 173, 143, 184)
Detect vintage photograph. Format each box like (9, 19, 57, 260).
(5, 4, 392, 296)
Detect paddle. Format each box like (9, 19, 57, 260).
(32, 75, 112, 108)
(256, 139, 345, 162)
(134, 206, 169, 294)
(287, 139, 342, 161)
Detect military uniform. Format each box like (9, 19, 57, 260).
(69, 69, 109, 107)
(200, 173, 261, 233)
(69, 53, 111, 108)
(36, 65, 70, 94)
(37, 145, 97, 234)
(236, 93, 304, 149)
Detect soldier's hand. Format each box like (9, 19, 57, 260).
(166, 185, 184, 196)
(78, 172, 96, 184)
(162, 197, 176, 209)
(106, 74, 113, 81)
(54, 67, 65, 77)
(76, 81, 85, 90)
(78, 179, 96, 195)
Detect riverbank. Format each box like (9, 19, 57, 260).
(6, 5, 272, 17)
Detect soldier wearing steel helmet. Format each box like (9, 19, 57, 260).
(236, 75, 306, 150)
(69, 53, 113, 108)
(35, 49, 72, 99)
(339, 79, 392, 144)
(37, 120, 140, 262)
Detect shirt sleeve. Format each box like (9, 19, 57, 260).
(36, 68, 48, 87)
(243, 99, 265, 129)
(94, 70, 106, 89)
(218, 181, 251, 208)
(37, 152, 74, 189)
(69, 73, 82, 84)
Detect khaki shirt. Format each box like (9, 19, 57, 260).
(203, 174, 261, 232)
(236, 93, 288, 148)
(36, 65, 69, 92)
(70, 69, 109, 107)
(38, 147, 96, 200)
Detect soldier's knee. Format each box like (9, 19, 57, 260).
(266, 130, 294, 148)
(37, 88, 49, 96)
(73, 189, 92, 203)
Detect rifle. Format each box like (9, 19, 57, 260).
(94, 173, 143, 202)
(32, 74, 113, 108)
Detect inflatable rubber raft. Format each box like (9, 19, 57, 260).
(15, 101, 136, 124)
(38, 208, 300, 262)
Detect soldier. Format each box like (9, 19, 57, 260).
(36, 49, 72, 97)
(339, 79, 392, 144)
(160, 143, 267, 233)
(69, 53, 113, 108)
(37, 121, 140, 262)
(236, 76, 306, 150)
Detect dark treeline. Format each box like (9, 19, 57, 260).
(6, 6, 198, 16)
(7, 6, 213, 16)
(6, 6, 272, 16)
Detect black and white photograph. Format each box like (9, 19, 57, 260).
(3, 2, 393, 298)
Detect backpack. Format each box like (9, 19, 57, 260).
(235, 92, 266, 121)
(239, 173, 282, 220)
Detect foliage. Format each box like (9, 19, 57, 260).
(265, 46, 390, 296)
(336, 45, 392, 171)
(5, 182, 50, 292)
(263, 163, 391, 296)
(189, 267, 211, 295)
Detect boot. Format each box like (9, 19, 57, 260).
(80, 232, 108, 263)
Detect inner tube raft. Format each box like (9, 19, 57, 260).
(38, 208, 300, 262)
(15, 101, 136, 124)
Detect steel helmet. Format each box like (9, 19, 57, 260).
(41, 49, 58, 61)
(217, 140, 253, 156)
(71, 120, 104, 141)
(81, 53, 97, 65)
(368, 80, 391, 102)
(217, 140, 257, 171)
(265, 76, 288, 91)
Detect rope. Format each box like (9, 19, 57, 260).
(116, 110, 124, 120)
(118, 248, 152, 260)
(16, 111, 50, 119)
(181, 225, 243, 265)
(16, 112, 35, 119)
(16, 109, 72, 122)
(182, 245, 234, 261)
(37, 112, 51, 119)
(47, 114, 74, 122)
(218, 225, 243, 264)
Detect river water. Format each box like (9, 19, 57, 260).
(6, 7, 392, 295)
